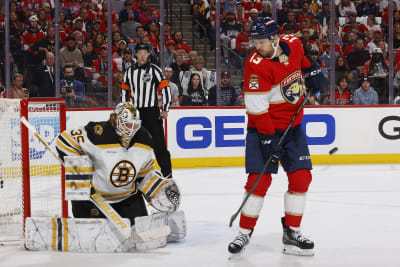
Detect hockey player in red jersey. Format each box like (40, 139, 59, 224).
(228, 17, 314, 257)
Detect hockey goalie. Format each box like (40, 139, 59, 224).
(24, 102, 186, 252)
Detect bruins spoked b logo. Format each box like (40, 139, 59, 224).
(110, 160, 136, 187)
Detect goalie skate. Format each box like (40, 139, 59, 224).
(281, 217, 314, 256)
(228, 230, 253, 259)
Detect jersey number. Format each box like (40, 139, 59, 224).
(70, 129, 85, 143)
(249, 53, 262, 64)
(282, 35, 297, 43)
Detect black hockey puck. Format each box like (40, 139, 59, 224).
(329, 147, 338, 155)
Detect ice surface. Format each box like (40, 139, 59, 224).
(1, 164, 399, 267)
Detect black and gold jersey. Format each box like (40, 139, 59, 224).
(56, 121, 157, 203)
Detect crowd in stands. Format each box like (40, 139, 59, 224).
(1, 0, 400, 106)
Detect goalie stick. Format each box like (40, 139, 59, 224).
(20, 117, 169, 243)
(229, 92, 311, 227)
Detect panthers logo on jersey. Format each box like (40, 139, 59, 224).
(110, 160, 137, 187)
(280, 70, 303, 104)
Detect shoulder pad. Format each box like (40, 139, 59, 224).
(85, 121, 120, 145)
(132, 127, 154, 148)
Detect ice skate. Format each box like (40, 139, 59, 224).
(281, 217, 314, 256)
(228, 230, 253, 259)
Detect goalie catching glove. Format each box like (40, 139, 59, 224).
(138, 171, 180, 212)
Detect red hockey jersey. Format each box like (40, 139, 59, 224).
(244, 34, 310, 135)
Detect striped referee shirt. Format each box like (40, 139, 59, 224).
(121, 62, 172, 111)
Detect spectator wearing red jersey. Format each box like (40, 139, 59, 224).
(91, 44, 118, 92)
(310, 16, 322, 37)
(163, 22, 174, 43)
(138, 0, 154, 26)
(146, 21, 159, 49)
(343, 32, 357, 56)
(244, 0, 262, 12)
(342, 12, 368, 34)
(173, 31, 191, 54)
(298, 2, 313, 24)
(235, 20, 251, 62)
(335, 76, 353, 104)
(93, 33, 106, 55)
(74, 0, 96, 20)
(59, 11, 72, 34)
(22, 15, 47, 73)
(76, 8, 93, 33)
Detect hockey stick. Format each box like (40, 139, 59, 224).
(229, 92, 310, 227)
(20, 117, 170, 243)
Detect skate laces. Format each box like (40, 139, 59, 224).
(293, 230, 312, 243)
(232, 232, 250, 246)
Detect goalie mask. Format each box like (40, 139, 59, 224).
(111, 102, 141, 139)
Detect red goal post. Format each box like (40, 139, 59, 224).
(0, 98, 68, 242)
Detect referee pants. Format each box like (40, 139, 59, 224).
(139, 107, 172, 178)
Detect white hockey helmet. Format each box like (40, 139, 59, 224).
(111, 102, 141, 138)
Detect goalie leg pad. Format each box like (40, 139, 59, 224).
(133, 212, 170, 250)
(25, 217, 131, 252)
(167, 210, 186, 242)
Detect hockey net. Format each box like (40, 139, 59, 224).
(0, 98, 67, 242)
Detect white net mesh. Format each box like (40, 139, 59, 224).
(0, 99, 64, 242)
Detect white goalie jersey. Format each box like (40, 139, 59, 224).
(55, 121, 159, 203)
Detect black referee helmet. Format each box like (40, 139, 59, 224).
(135, 43, 150, 53)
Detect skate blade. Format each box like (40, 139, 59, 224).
(283, 245, 314, 256)
(228, 248, 246, 260)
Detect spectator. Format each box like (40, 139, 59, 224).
(353, 76, 379, 105)
(248, 8, 259, 23)
(347, 37, 370, 73)
(138, 0, 153, 26)
(342, 12, 368, 35)
(71, 17, 90, 42)
(208, 71, 236, 106)
(60, 35, 84, 69)
(187, 50, 198, 67)
(115, 48, 135, 73)
(128, 26, 146, 46)
(21, 15, 46, 66)
(277, 2, 290, 26)
(310, 16, 322, 38)
(363, 47, 389, 103)
(146, 21, 159, 49)
(59, 11, 72, 35)
(169, 52, 189, 89)
(32, 52, 56, 97)
(182, 73, 207, 106)
(113, 40, 128, 59)
(33, 25, 61, 63)
(335, 76, 353, 105)
(164, 40, 176, 67)
(82, 40, 98, 67)
(289, 0, 301, 12)
(225, 0, 237, 14)
(189, 55, 209, 90)
(10, 73, 29, 99)
(164, 66, 180, 106)
(91, 44, 118, 90)
(367, 30, 386, 53)
(304, 49, 329, 99)
(317, 2, 330, 29)
(297, 2, 313, 23)
(121, 13, 141, 40)
(164, 22, 174, 43)
(221, 10, 242, 62)
(335, 55, 359, 91)
(356, 0, 378, 17)
(89, 19, 104, 41)
(173, 31, 191, 54)
(235, 2, 248, 24)
(60, 64, 85, 107)
(366, 15, 381, 32)
(112, 71, 123, 105)
(93, 32, 106, 55)
(342, 32, 358, 56)
(282, 12, 300, 34)
(144, 9, 160, 32)
(338, 0, 357, 17)
(258, 2, 272, 18)
(119, 0, 140, 26)
(235, 20, 251, 60)
(377, 40, 388, 60)
(9, 11, 25, 72)
(244, 0, 262, 12)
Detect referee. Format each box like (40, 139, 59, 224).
(121, 43, 173, 178)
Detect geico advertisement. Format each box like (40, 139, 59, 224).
(166, 107, 400, 158)
(65, 107, 400, 158)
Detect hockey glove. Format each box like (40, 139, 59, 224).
(258, 133, 280, 163)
